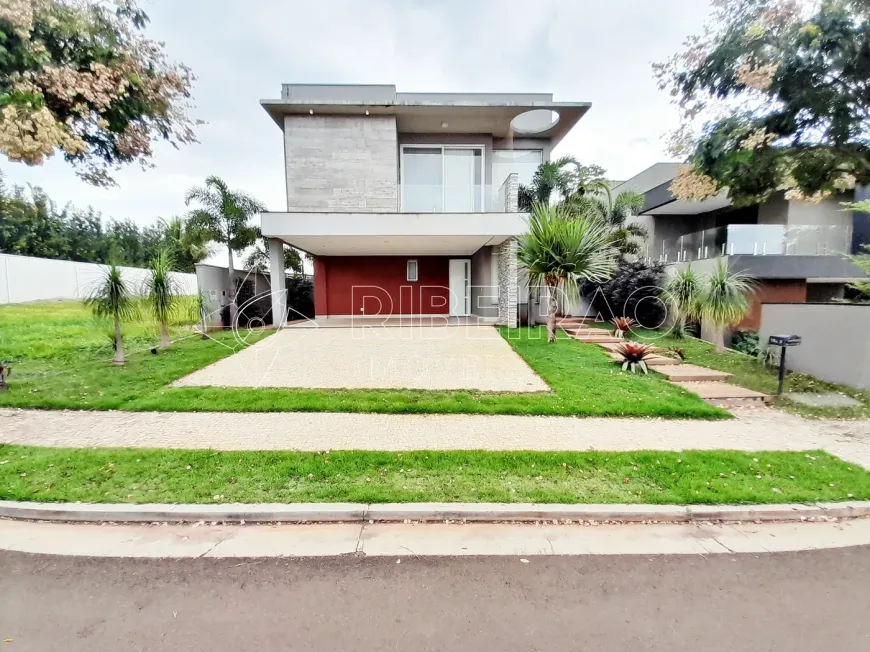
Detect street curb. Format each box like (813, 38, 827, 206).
(2, 500, 869, 524)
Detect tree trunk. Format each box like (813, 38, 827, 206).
(159, 321, 171, 349)
(547, 285, 558, 343)
(712, 327, 726, 353)
(227, 245, 237, 328)
(112, 315, 125, 365)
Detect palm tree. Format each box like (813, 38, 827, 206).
(663, 265, 701, 339)
(697, 259, 757, 352)
(159, 216, 212, 272)
(244, 239, 306, 274)
(517, 203, 619, 343)
(144, 249, 180, 349)
(185, 176, 266, 327)
(84, 264, 137, 365)
(518, 157, 607, 211)
(567, 189, 649, 258)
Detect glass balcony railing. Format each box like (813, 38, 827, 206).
(400, 174, 521, 213)
(656, 224, 853, 263)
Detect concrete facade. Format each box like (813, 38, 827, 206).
(260, 84, 592, 323)
(284, 115, 398, 212)
(759, 303, 870, 389)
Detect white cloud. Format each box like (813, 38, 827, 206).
(1, 0, 714, 225)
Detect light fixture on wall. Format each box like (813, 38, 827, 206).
(309, 109, 314, 115)
(441, 121, 448, 128)
(365, 110, 370, 115)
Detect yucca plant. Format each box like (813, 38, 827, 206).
(517, 203, 619, 343)
(611, 316, 635, 338)
(614, 341, 655, 374)
(697, 259, 757, 352)
(84, 264, 138, 365)
(144, 249, 181, 349)
(663, 265, 701, 339)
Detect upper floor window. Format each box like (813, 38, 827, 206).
(406, 259, 419, 282)
(401, 145, 483, 213)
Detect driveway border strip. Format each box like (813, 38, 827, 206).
(1, 500, 868, 524)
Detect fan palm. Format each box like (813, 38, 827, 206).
(517, 203, 619, 343)
(663, 265, 702, 339)
(567, 189, 648, 258)
(185, 176, 266, 327)
(517, 157, 607, 211)
(84, 264, 138, 364)
(144, 249, 180, 349)
(697, 259, 757, 352)
(159, 216, 212, 272)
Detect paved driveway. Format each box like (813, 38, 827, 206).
(174, 326, 549, 392)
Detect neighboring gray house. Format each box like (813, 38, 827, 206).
(256, 84, 591, 327)
(615, 163, 869, 330)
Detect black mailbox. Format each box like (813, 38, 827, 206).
(768, 334, 802, 395)
(769, 334, 802, 347)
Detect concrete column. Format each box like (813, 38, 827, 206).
(268, 238, 287, 327)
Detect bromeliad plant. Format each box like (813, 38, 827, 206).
(611, 317, 635, 338)
(614, 342, 655, 374)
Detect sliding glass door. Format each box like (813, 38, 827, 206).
(402, 146, 483, 212)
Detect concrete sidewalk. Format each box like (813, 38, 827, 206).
(2, 518, 870, 558)
(2, 407, 870, 468)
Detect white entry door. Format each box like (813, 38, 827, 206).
(449, 259, 471, 316)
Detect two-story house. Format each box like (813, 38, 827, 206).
(257, 84, 590, 327)
(615, 162, 870, 329)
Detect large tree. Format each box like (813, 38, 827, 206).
(185, 176, 265, 326)
(0, 0, 197, 186)
(655, 0, 870, 205)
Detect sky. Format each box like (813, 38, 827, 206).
(3, 0, 715, 264)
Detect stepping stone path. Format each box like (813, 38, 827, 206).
(559, 322, 771, 406)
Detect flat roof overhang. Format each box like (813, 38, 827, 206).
(261, 212, 529, 256)
(260, 101, 590, 148)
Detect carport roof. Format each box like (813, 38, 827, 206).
(261, 211, 528, 256)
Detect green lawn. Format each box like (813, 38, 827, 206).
(644, 330, 870, 419)
(1, 445, 867, 504)
(0, 301, 726, 418)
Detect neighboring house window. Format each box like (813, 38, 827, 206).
(407, 259, 418, 282)
(490, 249, 499, 304)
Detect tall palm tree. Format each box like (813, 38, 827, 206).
(697, 259, 757, 352)
(185, 176, 266, 326)
(159, 216, 212, 273)
(663, 265, 701, 339)
(84, 264, 137, 365)
(517, 203, 619, 343)
(144, 249, 180, 349)
(567, 189, 648, 258)
(244, 239, 306, 274)
(518, 157, 608, 211)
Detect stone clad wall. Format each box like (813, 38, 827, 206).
(284, 115, 398, 212)
(497, 239, 518, 327)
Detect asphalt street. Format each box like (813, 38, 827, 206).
(2, 547, 869, 651)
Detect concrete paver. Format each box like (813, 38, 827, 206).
(173, 326, 549, 392)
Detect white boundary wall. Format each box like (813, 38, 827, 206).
(0, 253, 197, 305)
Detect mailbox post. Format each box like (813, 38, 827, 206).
(768, 334, 802, 395)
